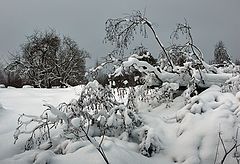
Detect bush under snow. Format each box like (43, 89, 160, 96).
(1, 65, 240, 164)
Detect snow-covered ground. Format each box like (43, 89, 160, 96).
(0, 86, 240, 164)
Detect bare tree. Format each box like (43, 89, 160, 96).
(6, 29, 89, 88)
(55, 36, 89, 86)
(104, 10, 174, 69)
(170, 20, 205, 67)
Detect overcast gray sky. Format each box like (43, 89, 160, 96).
(0, 0, 239, 67)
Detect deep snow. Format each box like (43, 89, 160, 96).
(0, 86, 240, 164)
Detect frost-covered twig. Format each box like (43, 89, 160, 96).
(217, 127, 240, 164)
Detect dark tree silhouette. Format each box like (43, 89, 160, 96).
(235, 59, 240, 65)
(214, 41, 231, 64)
(6, 29, 89, 88)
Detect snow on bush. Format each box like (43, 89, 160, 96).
(138, 127, 163, 157)
(222, 75, 240, 94)
(33, 150, 55, 164)
(218, 64, 240, 74)
(134, 82, 179, 108)
(9, 65, 240, 163)
(14, 80, 167, 162)
(112, 81, 179, 111)
(165, 85, 240, 164)
(4, 76, 240, 164)
(176, 85, 239, 121)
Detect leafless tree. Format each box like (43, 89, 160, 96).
(170, 20, 205, 67)
(6, 29, 89, 88)
(104, 10, 174, 69)
(55, 36, 89, 86)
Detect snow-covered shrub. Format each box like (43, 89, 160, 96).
(138, 127, 163, 157)
(125, 87, 138, 111)
(14, 110, 60, 150)
(113, 87, 128, 101)
(14, 80, 146, 159)
(176, 86, 219, 122)
(136, 82, 179, 108)
(176, 85, 240, 122)
(182, 82, 198, 104)
(218, 64, 240, 74)
(222, 75, 240, 94)
(74, 80, 117, 118)
(114, 82, 180, 109)
(112, 82, 179, 110)
(171, 86, 240, 164)
(106, 105, 142, 137)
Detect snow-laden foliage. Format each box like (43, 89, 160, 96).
(0, 75, 239, 163)
(91, 12, 237, 93)
(222, 75, 240, 94)
(168, 86, 240, 164)
(219, 64, 240, 74)
(135, 82, 179, 108)
(111, 56, 163, 86)
(112, 81, 179, 111)
(6, 11, 240, 164)
(105, 51, 235, 93)
(138, 126, 163, 157)
(13, 80, 166, 161)
(176, 85, 240, 122)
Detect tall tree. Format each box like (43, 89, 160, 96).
(214, 41, 231, 64)
(6, 29, 89, 88)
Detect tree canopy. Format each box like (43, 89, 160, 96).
(214, 41, 231, 65)
(6, 29, 89, 88)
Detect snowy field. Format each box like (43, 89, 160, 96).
(0, 85, 240, 164)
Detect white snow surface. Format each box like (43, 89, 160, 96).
(0, 86, 240, 164)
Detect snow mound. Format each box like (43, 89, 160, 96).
(0, 84, 6, 88)
(0, 103, 6, 113)
(22, 85, 34, 88)
(176, 85, 239, 121)
(171, 86, 240, 163)
(1, 84, 240, 164)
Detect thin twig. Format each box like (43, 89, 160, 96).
(219, 132, 227, 154)
(214, 133, 221, 164)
